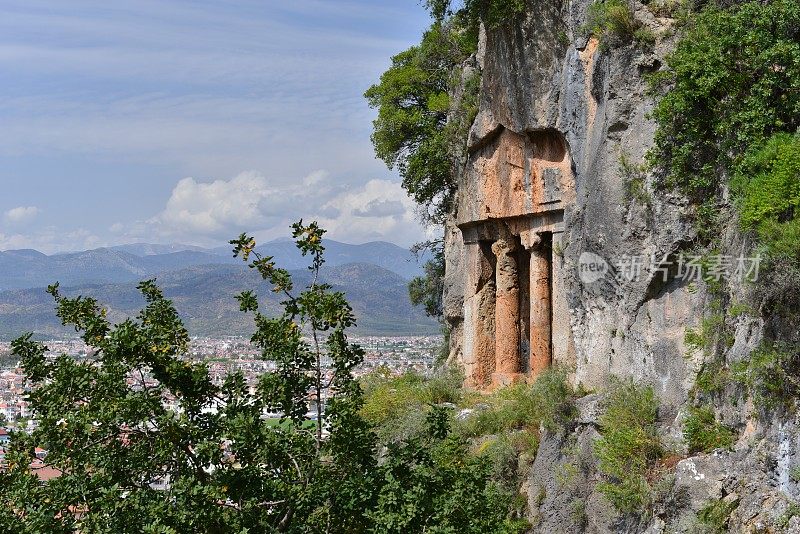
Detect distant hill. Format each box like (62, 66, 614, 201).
(0, 240, 427, 291)
(0, 263, 440, 339)
(107, 243, 209, 256)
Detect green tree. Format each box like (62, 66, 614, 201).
(0, 222, 523, 533)
(649, 0, 800, 203)
(407, 240, 446, 320)
(424, 0, 526, 28)
(364, 21, 475, 223)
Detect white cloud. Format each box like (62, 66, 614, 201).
(149, 170, 332, 239)
(157, 173, 269, 234)
(0, 227, 101, 253)
(315, 179, 426, 246)
(0, 0, 433, 253)
(118, 172, 428, 248)
(4, 206, 39, 223)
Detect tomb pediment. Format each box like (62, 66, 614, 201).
(457, 127, 575, 227)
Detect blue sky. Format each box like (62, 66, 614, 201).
(0, 0, 433, 252)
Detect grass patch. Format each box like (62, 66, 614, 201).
(457, 367, 579, 438)
(594, 379, 664, 515)
(683, 406, 734, 453)
(697, 498, 737, 533)
(619, 151, 651, 206)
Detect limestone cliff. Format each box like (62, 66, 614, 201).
(443, 1, 798, 531)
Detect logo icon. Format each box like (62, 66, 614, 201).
(578, 252, 608, 284)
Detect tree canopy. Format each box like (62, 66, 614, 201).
(0, 222, 524, 534)
(364, 22, 475, 223)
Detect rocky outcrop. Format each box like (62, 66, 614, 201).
(443, 0, 796, 531)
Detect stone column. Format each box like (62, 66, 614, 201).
(463, 241, 496, 388)
(491, 232, 523, 387)
(529, 242, 552, 379)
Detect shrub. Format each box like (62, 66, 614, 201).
(529, 366, 580, 432)
(425, 0, 527, 28)
(360, 366, 464, 443)
(733, 134, 800, 303)
(478, 435, 520, 489)
(734, 133, 800, 232)
(594, 380, 663, 514)
(360, 368, 426, 426)
(697, 498, 737, 533)
(370, 409, 529, 533)
(692, 360, 728, 396)
(457, 367, 578, 438)
(684, 311, 733, 358)
(683, 406, 734, 453)
(584, 0, 642, 47)
(458, 383, 535, 437)
(777, 501, 800, 530)
(732, 342, 800, 411)
(619, 151, 651, 206)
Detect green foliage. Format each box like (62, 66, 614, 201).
(369, 409, 528, 533)
(571, 498, 588, 529)
(425, 0, 527, 28)
(732, 133, 800, 279)
(478, 435, 521, 490)
(692, 360, 729, 396)
(365, 22, 475, 223)
(649, 0, 800, 203)
(644, 0, 687, 19)
(734, 133, 800, 230)
(361, 367, 577, 493)
(777, 501, 800, 529)
(684, 311, 730, 357)
(633, 26, 656, 48)
(683, 406, 734, 453)
(584, 0, 645, 48)
(408, 241, 446, 319)
(360, 366, 464, 443)
(619, 150, 651, 206)
(790, 466, 800, 483)
(457, 367, 579, 438)
(594, 380, 663, 515)
(732, 342, 800, 412)
(697, 498, 737, 534)
(1, 223, 523, 533)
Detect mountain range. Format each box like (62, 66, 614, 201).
(0, 241, 438, 339)
(0, 239, 427, 292)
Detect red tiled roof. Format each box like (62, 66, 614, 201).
(31, 463, 62, 482)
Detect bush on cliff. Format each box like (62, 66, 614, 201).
(733, 342, 800, 412)
(594, 379, 664, 515)
(649, 0, 800, 204)
(683, 405, 734, 454)
(584, 0, 639, 46)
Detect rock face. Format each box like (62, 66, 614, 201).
(446, 0, 699, 407)
(442, 0, 798, 531)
